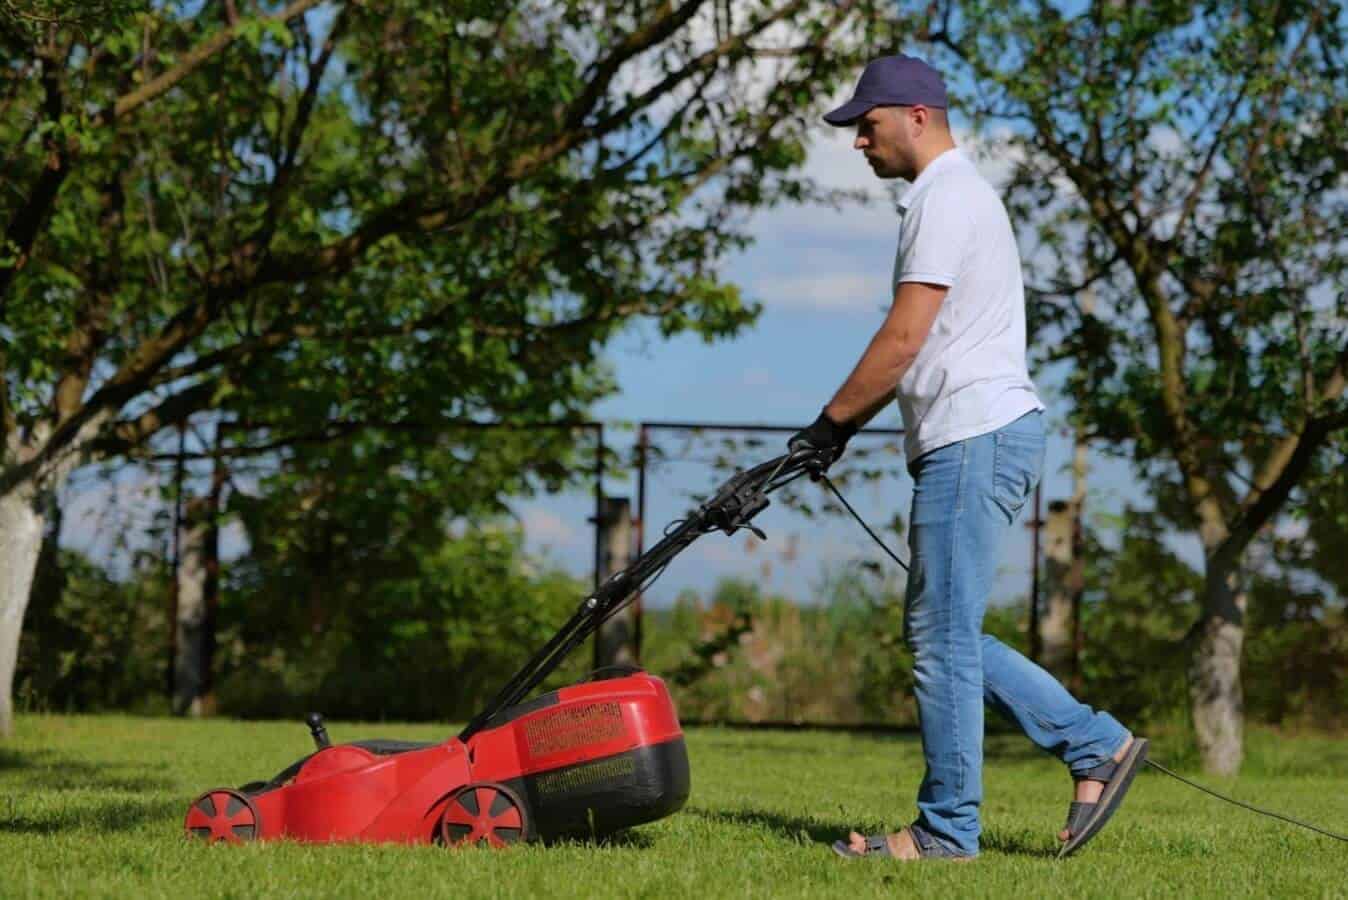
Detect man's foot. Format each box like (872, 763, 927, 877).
(843, 828, 920, 860)
(832, 827, 975, 861)
(1058, 735, 1136, 843)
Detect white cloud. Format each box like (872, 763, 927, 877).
(750, 271, 889, 313)
(518, 505, 582, 549)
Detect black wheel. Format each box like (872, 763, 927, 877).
(439, 783, 529, 848)
(184, 789, 260, 843)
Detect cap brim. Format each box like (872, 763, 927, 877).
(822, 98, 874, 127)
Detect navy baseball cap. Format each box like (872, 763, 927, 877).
(823, 54, 948, 126)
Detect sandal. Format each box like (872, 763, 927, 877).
(1059, 737, 1149, 859)
(832, 825, 973, 861)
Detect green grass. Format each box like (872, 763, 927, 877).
(2, 715, 1346, 898)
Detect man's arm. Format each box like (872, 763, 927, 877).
(824, 281, 948, 427)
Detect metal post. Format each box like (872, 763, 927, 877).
(594, 497, 637, 668)
(1028, 480, 1043, 662)
(634, 426, 648, 659)
(167, 423, 187, 700)
(636, 426, 648, 558)
(593, 424, 604, 592)
(591, 424, 604, 671)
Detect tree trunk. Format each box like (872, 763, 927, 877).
(595, 496, 638, 669)
(1189, 562, 1246, 775)
(1039, 499, 1076, 678)
(0, 487, 45, 738)
(172, 495, 213, 716)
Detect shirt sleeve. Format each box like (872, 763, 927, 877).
(894, 189, 975, 288)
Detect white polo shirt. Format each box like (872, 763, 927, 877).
(891, 147, 1043, 463)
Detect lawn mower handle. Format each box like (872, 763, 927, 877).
(458, 448, 825, 741)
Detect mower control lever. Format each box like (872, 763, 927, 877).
(700, 476, 772, 539)
(306, 712, 331, 749)
(708, 490, 768, 538)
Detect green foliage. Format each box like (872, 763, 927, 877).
(217, 521, 590, 722)
(1244, 577, 1348, 729)
(641, 489, 1348, 732)
(1075, 509, 1203, 726)
(15, 503, 1348, 731)
(643, 569, 1025, 728)
(14, 548, 169, 716)
(0, 0, 140, 48)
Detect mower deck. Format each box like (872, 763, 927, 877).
(185, 672, 689, 846)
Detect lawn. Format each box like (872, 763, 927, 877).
(1, 715, 1345, 898)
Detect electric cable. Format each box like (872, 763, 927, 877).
(1143, 758, 1348, 843)
(819, 473, 909, 572)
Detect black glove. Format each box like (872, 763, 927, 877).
(788, 409, 858, 475)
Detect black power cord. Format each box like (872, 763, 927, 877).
(1144, 759, 1348, 843)
(819, 474, 909, 572)
(817, 473, 1348, 845)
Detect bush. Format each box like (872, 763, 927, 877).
(214, 526, 590, 722)
(16, 547, 170, 716)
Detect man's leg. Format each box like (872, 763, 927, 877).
(974, 410, 1131, 774)
(974, 410, 1133, 843)
(981, 637, 1130, 773)
(901, 430, 1006, 857)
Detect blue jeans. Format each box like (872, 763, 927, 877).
(902, 411, 1128, 857)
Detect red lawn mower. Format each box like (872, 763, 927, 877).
(184, 449, 825, 848)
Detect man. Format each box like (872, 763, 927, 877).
(788, 54, 1147, 861)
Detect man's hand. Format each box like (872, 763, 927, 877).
(788, 409, 858, 475)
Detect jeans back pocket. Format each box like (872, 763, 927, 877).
(992, 413, 1045, 523)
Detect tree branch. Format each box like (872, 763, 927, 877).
(255, 2, 349, 251)
(89, 378, 227, 459)
(584, 0, 809, 144)
(0, 41, 71, 309)
(563, 0, 709, 132)
(1222, 339, 1348, 561)
(1168, 77, 1251, 243)
(52, 168, 125, 423)
(97, 0, 328, 125)
(1026, 249, 1123, 300)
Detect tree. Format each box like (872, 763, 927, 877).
(928, 0, 1348, 772)
(0, 0, 897, 736)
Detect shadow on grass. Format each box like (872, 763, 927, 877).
(1, 795, 184, 836)
(549, 829, 657, 850)
(688, 741, 843, 761)
(688, 807, 1056, 859)
(689, 806, 846, 845)
(979, 827, 1057, 858)
(0, 746, 175, 793)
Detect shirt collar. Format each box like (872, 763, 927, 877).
(896, 147, 967, 213)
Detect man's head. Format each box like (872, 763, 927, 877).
(824, 55, 953, 181)
(852, 104, 949, 180)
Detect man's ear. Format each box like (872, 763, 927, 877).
(908, 104, 929, 137)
